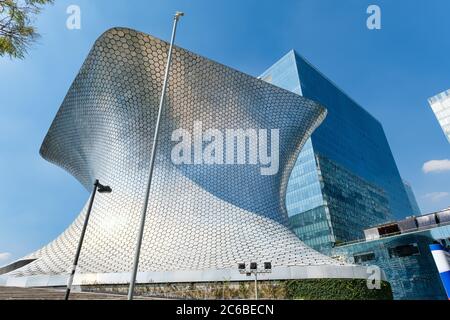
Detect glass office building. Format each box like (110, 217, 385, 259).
(260, 51, 415, 253)
(332, 209, 450, 300)
(428, 89, 450, 143)
(403, 180, 421, 216)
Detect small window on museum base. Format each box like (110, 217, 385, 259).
(353, 252, 375, 264)
(388, 243, 420, 258)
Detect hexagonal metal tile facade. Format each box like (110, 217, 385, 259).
(8, 28, 347, 280)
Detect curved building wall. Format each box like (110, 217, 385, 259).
(1, 28, 372, 286)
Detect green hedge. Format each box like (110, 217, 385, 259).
(284, 279, 393, 300)
(84, 278, 393, 300)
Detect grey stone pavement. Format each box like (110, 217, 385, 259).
(0, 286, 157, 300)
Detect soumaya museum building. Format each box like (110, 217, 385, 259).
(0, 28, 394, 299)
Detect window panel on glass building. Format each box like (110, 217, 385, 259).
(428, 89, 450, 143)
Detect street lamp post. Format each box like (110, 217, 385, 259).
(64, 179, 112, 300)
(238, 262, 272, 300)
(250, 262, 258, 300)
(254, 271, 258, 300)
(127, 11, 184, 301)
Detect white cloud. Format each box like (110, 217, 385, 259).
(423, 192, 450, 203)
(423, 159, 450, 174)
(0, 252, 11, 261)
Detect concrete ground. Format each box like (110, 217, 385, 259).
(0, 286, 155, 300)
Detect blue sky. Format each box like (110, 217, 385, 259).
(1, 0, 449, 265)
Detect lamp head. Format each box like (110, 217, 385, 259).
(175, 11, 184, 19)
(95, 180, 112, 193)
(98, 185, 112, 193)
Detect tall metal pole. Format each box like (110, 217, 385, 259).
(65, 180, 99, 300)
(127, 11, 184, 301)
